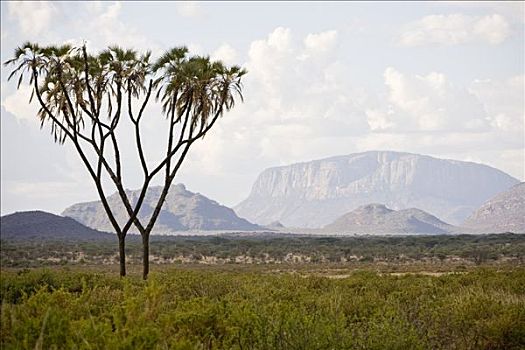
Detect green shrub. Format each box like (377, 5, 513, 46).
(1, 268, 524, 349)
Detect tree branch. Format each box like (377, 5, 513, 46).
(32, 66, 124, 238)
(129, 80, 153, 177)
(82, 45, 98, 117)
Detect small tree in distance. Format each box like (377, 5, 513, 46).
(4, 42, 246, 279)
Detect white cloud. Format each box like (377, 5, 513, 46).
(304, 30, 338, 52)
(187, 43, 203, 55)
(398, 14, 511, 46)
(6, 2, 158, 53)
(211, 44, 237, 65)
(367, 67, 488, 132)
(469, 75, 524, 136)
(83, 2, 154, 51)
(174, 27, 370, 202)
(261, 26, 293, 52)
(7, 1, 57, 36)
(98, 1, 121, 21)
(366, 109, 395, 131)
(181, 27, 524, 202)
(176, 2, 202, 18)
(245, 27, 366, 130)
(472, 14, 512, 44)
(358, 70, 524, 180)
(1, 85, 40, 125)
(432, 2, 525, 24)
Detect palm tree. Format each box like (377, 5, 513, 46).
(4, 42, 246, 279)
(136, 53, 246, 279)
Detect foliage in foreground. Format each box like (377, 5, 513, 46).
(1, 267, 524, 349)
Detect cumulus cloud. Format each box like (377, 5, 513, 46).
(304, 30, 338, 53)
(176, 2, 202, 18)
(5, 2, 157, 53)
(173, 28, 373, 200)
(469, 75, 524, 136)
(366, 67, 488, 132)
(82, 2, 154, 52)
(179, 27, 523, 204)
(433, 2, 525, 23)
(7, 1, 58, 36)
(1, 85, 40, 125)
(360, 70, 524, 180)
(366, 109, 395, 131)
(244, 27, 367, 132)
(398, 14, 511, 46)
(211, 44, 238, 65)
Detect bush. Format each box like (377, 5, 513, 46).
(1, 267, 524, 349)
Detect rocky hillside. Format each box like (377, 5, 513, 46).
(63, 184, 262, 234)
(323, 203, 455, 234)
(0, 211, 113, 240)
(235, 151, 518, 228)
(462, 182, 525, 233)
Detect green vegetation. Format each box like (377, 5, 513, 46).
(2, 235, 523, 348)
(2, 233, 524, 268)
(1, 267, 524, 349)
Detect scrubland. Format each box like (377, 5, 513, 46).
(1, 234, 524, 349)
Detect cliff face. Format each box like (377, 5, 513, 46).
(462, 182, 525, 233)
(63, 184, 261, 234)
(234, 151, 519, 228)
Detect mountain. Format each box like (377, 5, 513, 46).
(267, 221, 285, 229)
(62, 184, 262, 234)
(462, 182, 525, 233)
(234, 151, 519, 228)
(0, 211, 113, 240)
(323, 203, 454, 234)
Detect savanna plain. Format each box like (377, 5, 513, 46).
(1, 234, 524, 349)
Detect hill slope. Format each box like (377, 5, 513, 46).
(323, 203, 455, 234)
(0, 211, 113, 240)
(63, 184, 262, 234)
(235, 151, 518, 228)
(462, 182, 525, 233)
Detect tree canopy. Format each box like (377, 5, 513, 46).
(4, 42, 247, 278)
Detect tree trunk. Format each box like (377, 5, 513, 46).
(118, 235, 126, 277)
(142, 233, 149, 280)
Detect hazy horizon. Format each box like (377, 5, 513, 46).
(1, 1, 524, 215)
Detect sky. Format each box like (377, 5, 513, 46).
(1, 1, 524, 215)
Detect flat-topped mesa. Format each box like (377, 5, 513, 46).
(234, 151, 519, 228)
(63, 184, 261, 234)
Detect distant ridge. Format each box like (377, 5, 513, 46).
(323, 203, 455, 234)
(235, 151, 519, 228)
(0, 211, 113, 240)
(462, 182, 525, 233)
(63, 184, 262, 234)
